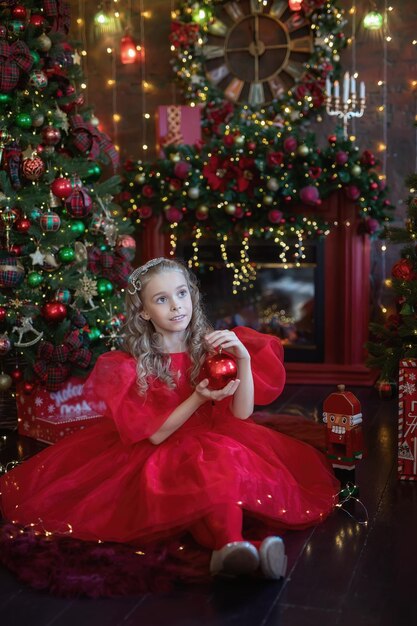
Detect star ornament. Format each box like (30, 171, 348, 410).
(30, 248, 46, 266)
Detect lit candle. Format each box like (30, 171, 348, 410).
(359, 81, 366, 99)
(343, 72, 350, 102)
(334, 80, 340, 98)
(325, 77, 332, 96)
(350, 75, 356, 95)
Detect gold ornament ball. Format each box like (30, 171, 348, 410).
(297, 144, 309, 157)
(0, 373, 12, 392)
(235, 135, 245, 147)
(263, 195, 274, 206)
(134, 173, 146, 185)
(351, 165, 362, 177)
(37, 33, 52, 52)
(224, 203, 237, 215)
(169, 153, 181, 163)
(197, 204, 209, 215)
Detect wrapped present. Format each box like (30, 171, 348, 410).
(398, 360, 417, 480)
(17, 376, 105, 444)
(156, 105, 202, 154)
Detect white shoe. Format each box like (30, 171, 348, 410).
(210, 541, 260, 577)
(259, 536, 287, 579)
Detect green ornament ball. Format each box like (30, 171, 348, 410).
(85, 163, 102, 182)
(70, 220, 86, 235)
(88, 327, 102, 342)
(0, 93, 12, 105)
(15, 113, 32, 129)
(96, 277, 114, 297)
(27, 271, 44, 287)
(338, 170, 351, 183)
(58, 246, 75, 263)
(55, 288, 72, 304)
(30, 50, 41, 66)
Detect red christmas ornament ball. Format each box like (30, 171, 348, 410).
(22, 156, 45, 181)
(51, 177, 72, 199)
(15, 217, 31, 233)
(201, 352, 238, 390)
(11, 5, 27, 20)
(0, 306, 7, 323)
(299, 185, 320, 206)
(41, 301, 68, 322)
(23, 381, 35, 394)
(42, 126, 61, 146)
(10, 368, 23, 383)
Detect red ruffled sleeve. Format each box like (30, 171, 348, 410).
(83, 351, 180, 445)
(233, 326, 286, 405)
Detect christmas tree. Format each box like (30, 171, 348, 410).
(366, 172, 417, 386)
(0, 0, 134, 404)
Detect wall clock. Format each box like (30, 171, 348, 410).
(202, 0, 313, 106)
(171, 0, 346, 123)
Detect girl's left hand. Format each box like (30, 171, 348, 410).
(205, 330, 250, 361)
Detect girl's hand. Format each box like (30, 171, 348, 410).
(205, 330, 250, 361)
(195, 378, 240, 401)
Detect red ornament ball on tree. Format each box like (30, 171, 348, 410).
(201, 352, 238, 390)
(41, 301, 68, 323)
(51, 177, 72, 199)
(10, 368, 23, 383)
(42, 126, 61, 146)
(0, 306, 7, 323)
(14, 217, 31, 233)
(22, 156, 45, 181)
(392, 259, 415, 281)
(11, 5, 27, 20)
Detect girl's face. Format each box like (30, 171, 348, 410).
(140, 269, 193, 340)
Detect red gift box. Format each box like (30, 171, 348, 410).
(156, 105, 201, 154)
(398, 359, 417, 480)
(17, 376, 105, 444)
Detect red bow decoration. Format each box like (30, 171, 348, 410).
(0, 40, 33, 92)
(43, 0, 71, 34)
(70, 114, 120, 172)
(87, 247, 132, 288)
(34, 330, 92, 391)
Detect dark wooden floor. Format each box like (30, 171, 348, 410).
(0, 384, 415, 626)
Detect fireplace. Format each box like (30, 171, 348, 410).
(140, 192, 377, 385)
(176, 240, 325, 364)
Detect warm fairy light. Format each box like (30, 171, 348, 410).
(113, 113, 121, 123)
(106, 47, 113, 54)
(378, 143, 387, 151)
(107, 79, 115, 86)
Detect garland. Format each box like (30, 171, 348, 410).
(120, 127, 394, 254)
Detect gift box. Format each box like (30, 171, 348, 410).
(17, 376, 105, 444)
(398, 359, 417, 480)
(156, 105, 201, 154)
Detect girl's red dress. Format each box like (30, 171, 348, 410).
(0, 327, 339, 544)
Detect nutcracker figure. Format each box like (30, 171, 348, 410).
(322, 384, 364, 494)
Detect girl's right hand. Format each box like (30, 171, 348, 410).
(195, 378, 240, 402)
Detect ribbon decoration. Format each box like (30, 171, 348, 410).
(42, 0, 71, 34)
(1, 140, 22, 190)
(34, 330, 92, 391)
(0, 40, 33, 92)
(87, 247, 132, 288)
(160, 106, 184, 148)
(70, 114, 120, 172)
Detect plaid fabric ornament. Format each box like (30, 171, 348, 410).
(40, 211, 61, 232)
(2, 140, 22, 189)
(70, 114, 120, 172)
(0, 258, 25, 288)
(87, 247, 132, 288)
(65, 184, 93, 218)
(0, 40, 33, 92)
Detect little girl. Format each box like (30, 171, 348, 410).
(0, 258, 339, 581)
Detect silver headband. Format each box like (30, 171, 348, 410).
(127, 257, 167, 295)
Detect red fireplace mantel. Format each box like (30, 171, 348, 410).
(140, 192, 378, 386)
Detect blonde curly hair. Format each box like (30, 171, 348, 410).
(123, 258, 212, 394)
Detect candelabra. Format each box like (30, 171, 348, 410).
(325, 72, 366, 138)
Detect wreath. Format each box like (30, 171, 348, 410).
(169, 0, 347, 129)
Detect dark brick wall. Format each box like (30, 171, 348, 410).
(70, 1, 417, 219)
